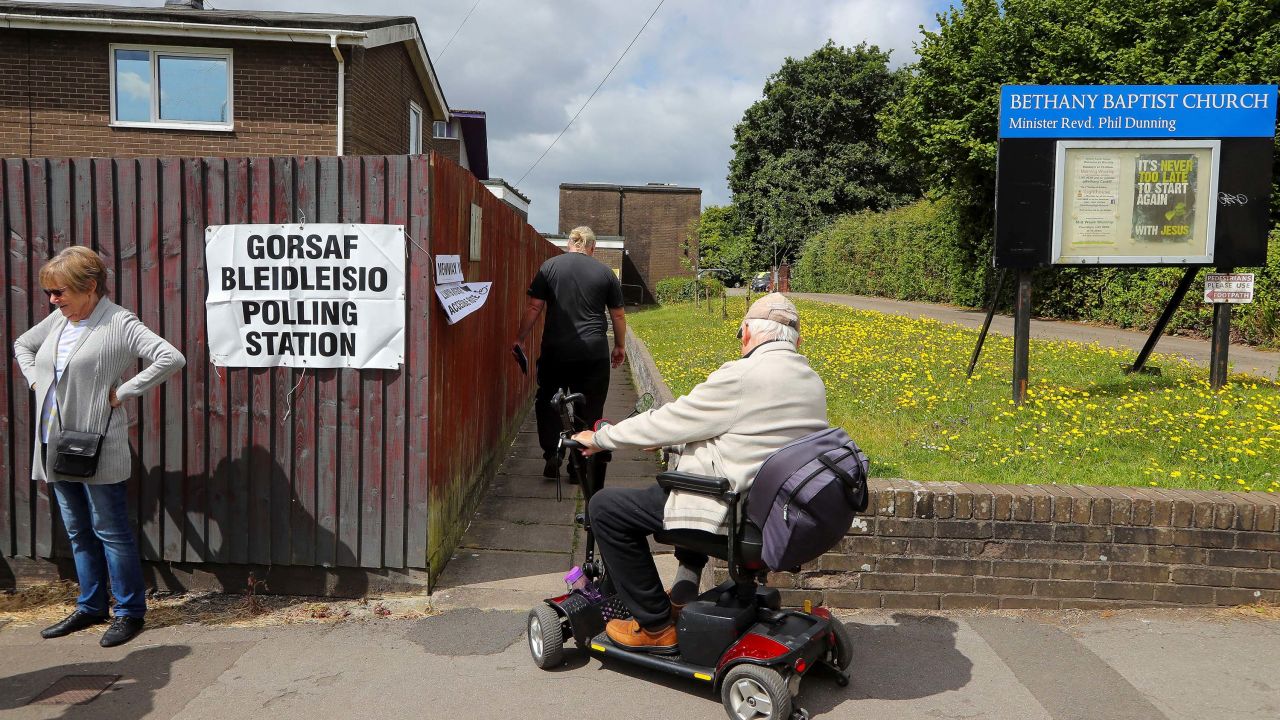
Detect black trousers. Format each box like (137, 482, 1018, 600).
(535, 355, 610, 460)
(589, 484, 710, 630)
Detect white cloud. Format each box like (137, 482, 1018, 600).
(42, 0, 948, 230)
(117, 71, 150, 101)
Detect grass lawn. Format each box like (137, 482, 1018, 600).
(628, 297, 1280, 493)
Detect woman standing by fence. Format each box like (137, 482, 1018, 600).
(13, 246, 185, 647)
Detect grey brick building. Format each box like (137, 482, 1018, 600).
(558, 182, 700, 304)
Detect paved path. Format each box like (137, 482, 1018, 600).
(736, 290, 1280, 380)
(3, 358, 1278, 719)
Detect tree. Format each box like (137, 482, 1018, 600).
(881, 0, 1280, 264)
(690, 205, 758, 284)
(728, 41, 918, 262)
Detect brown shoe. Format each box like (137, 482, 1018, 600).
(605, 618, 679, 654)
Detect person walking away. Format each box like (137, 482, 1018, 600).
(514, 226, 625, 479)
(13, 246, 185, 647)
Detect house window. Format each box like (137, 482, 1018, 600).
(110, 44, 233, 130)
(433, 120, 457, 139)
(409, 102, 423, 154)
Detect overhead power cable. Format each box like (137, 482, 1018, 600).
(516, 0, 666, 186)
(438, 0, 483, 62)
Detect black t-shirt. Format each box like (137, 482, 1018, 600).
(528, 252, 624, 360)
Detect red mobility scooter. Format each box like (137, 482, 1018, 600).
(527, 390, 858, 720)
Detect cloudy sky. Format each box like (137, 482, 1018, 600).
(51, 0, 953, 232)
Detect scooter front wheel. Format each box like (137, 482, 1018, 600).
(527, 604, 565, 669)
(720, 664, 792, 720)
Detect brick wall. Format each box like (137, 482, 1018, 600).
(624, 332, 1280, 610)
(434, 137, 461, 166)
(344, 43, 432, 157)
(747, 479, 1280, 610)
(621, 189, 700, 288)
(594, 247, 623, 277)
(0, 29, 429, 158)
(559, 187, 622, 235)
(559, 185, 700, 302)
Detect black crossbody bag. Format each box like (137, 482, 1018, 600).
(52, 393, 114, 478)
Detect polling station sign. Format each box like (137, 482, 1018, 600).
(205, 224, 406, 369)
(999, 85, 1278, 138)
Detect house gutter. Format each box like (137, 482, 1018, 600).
(0, 13, 368, 45)
(330, 34, 344, 156)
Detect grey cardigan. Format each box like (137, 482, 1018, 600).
(13, 297, 185, 484)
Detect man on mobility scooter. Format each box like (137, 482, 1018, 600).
(533, 293, 868, 720)
(573, 292, 826, 649)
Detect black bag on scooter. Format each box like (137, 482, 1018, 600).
(746, 427, 869, 571)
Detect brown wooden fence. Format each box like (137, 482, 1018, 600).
(1, 153, 554, 586)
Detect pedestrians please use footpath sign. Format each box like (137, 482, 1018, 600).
(205, 224, 406, 368)
(1204, 273, 1255, 304)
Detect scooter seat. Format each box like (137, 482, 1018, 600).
(654, 522, 766, 570)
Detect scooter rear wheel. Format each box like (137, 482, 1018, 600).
(527, 605, 565, 669)
(829, 615, 854, 672)
(720, 664, 792, 720)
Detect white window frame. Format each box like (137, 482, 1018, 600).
(433, 120, 456, 139)
(109, 43, 234, 132)
(408, 101, 423, 154)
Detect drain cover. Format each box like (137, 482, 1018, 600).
(29, 675, 119, 705)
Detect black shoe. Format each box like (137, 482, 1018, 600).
(100, 616, 145, 647)
(542, 457, 560, 479)
(40, 610, 109, 639)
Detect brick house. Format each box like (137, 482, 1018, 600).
(433, 108, 489, 180)
(558, 182, 701, 303)
(0, 0, 450, 158)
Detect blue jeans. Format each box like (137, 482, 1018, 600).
(50, 481, 147, 618)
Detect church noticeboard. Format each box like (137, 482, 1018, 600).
(1052, 140, 1219, 264)
(994, 84, 1277, 269)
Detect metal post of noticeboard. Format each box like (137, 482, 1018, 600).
(1012, 269, 1032, 406)
(1128, 266, 1199, 376)
(967, 268, 1007, 378)
(1209, 290, 1232, 390)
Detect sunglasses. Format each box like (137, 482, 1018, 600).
(43, 287, 68, 298)
(737, 325, 744, 340)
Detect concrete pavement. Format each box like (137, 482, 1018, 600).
(3, 602, 1277, 719)
(2, 356, 1279, 719)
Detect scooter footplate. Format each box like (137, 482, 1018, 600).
(586, 634, 717, 685)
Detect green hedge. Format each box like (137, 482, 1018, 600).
(793, 198, 986, 306)
(654, 276, 725, 304)
(795, 200, 1280, 348)
(1032, 230, 1280, 347)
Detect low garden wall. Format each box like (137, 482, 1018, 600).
(625, 330, 1280, 610)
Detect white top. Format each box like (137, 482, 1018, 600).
(41, 319, 88, 443)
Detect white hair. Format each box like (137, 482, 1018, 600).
(743, 318, 798, 344)
(567, 226, 596, 252)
